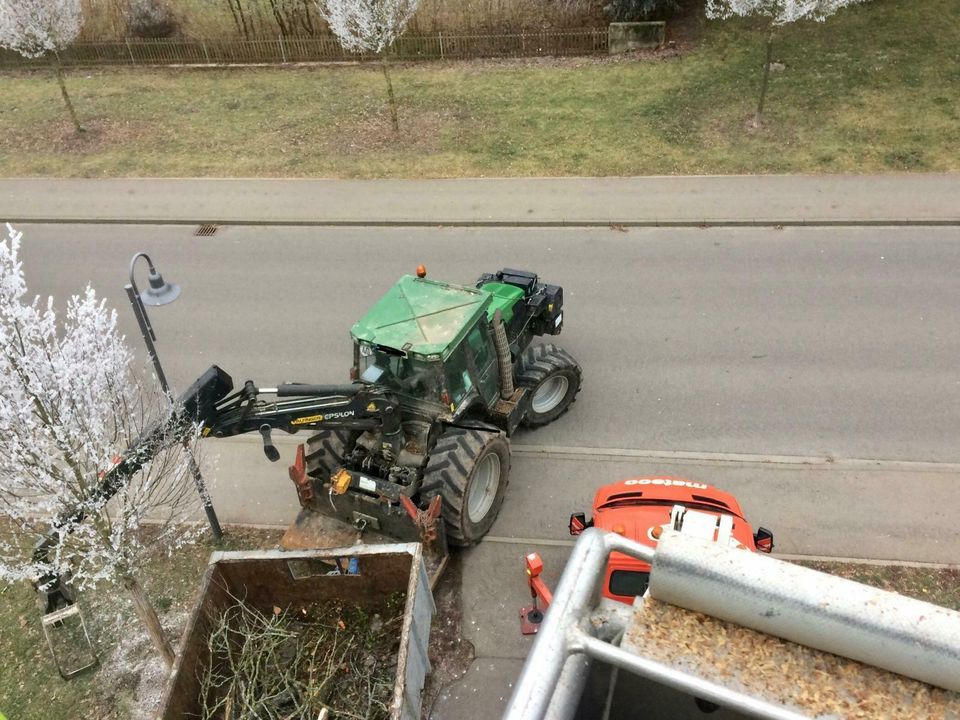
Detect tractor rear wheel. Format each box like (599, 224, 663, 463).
(304, 428, 357, 481)
(420, 428, 510, 547)
(515, 343, 582, 428)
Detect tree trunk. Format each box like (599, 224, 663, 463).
(234, 0, 252, 39)
(123, 574, 175, 669)
(266, 0, 289, 36)
(753, 28, 775, 128)
(380, 55, 400, 133)
(300, 0, 314, 34)
(51, 50, 84, 134)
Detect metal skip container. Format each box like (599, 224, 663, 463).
(156, 542, 434, 720)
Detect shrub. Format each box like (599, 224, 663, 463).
(604, 0, 680, 21)
(126, 0, 179, 38)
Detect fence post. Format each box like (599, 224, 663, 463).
(125, 38, 136, 65)
(202, 40, 210, 64)
(438, 31, 444, 60)
(278, 33, 287, 63)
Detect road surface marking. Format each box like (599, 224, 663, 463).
(512, 444, 960, 472)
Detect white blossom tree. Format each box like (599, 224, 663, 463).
(705, 0, 866, 127)
(316, 0, 420, 132)
(0, 0, 85, 133)
(0, 223, 207, 669)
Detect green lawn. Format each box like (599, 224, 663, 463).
(0, 527, 283, 720)
(0, 0, 957, 177)
(797, 561, 960, 611)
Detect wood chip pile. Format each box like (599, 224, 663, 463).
(621, 598, 960, 719)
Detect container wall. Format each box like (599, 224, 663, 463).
(157, 544, 430, 720)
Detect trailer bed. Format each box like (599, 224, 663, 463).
(621, 596, 960, 719)
(156, 543, 434, 720)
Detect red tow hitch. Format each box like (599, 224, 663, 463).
(399, 494, 443, 550)
(520, 552, 553, 635)
(288, 444, 314, 506)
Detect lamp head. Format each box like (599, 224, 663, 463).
(141, 268, 180, 306)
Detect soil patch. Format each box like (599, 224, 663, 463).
(318, 107, 454, 155)
(0, 117, 159, 156)
(422, 554, 474, 718)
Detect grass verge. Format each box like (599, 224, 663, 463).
(0, 526, 283, 720)
(796, 561, 960, 611)
(0, 0, 957, 178)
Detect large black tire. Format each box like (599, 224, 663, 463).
(515, 343, 582, 428)
(420, 428, 510, 547)
(304, 428, 356, 481)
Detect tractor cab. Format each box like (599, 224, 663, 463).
(350, 272, 550, 423)
(521, 477, 774, 634)
(350, 274, 500, 414)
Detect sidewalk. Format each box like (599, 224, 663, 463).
(2, 175, 959, 226)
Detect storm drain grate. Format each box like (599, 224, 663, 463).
(194, 224, 219, 236)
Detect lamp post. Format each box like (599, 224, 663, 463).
(125, 252, 223, 540)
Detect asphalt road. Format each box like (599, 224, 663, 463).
(18, 222, 960, 461)
(17, 221, 960, 718)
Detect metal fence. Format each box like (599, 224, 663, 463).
(0, 29, 612, 68)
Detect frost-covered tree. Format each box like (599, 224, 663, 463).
(0, 0, 85, 133)
(705, 0, 866, 127)
(316, 0, 420, 132)
(0, 223, 207, 669)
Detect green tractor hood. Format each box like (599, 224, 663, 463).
(351, 275, 523, 360)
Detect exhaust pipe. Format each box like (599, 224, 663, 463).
(493, 309, 514, 400)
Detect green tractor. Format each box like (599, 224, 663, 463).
(284, 267, 582, 548)
(33, 268, 581, 614)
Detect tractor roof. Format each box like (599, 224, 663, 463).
(351, 275, 492, 359)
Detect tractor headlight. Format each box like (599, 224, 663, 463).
(359, 342, 374, 357)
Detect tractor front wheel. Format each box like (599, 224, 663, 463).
(420, 428, 510, 546)
(515, 343, 582, 428)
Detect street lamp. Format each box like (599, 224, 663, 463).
(125, 252, 223, 540)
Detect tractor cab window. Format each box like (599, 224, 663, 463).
(462, 323, 499, 406)
(466, 324, 493, 371)
(609, 570, 650, 599)
(444, 346, 473, 406)
(357, 345, 439, 401)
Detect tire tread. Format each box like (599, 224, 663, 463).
(420, 427, 510, 546)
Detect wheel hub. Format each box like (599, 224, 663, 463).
(531, 376, 569, 414)
(467, 452, 501, 523)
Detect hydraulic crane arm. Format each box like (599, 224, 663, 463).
(33, 365, 234, 613)
(205, 377, 402, 461)
(32, 365, 400, 613)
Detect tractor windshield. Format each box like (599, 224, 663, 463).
(357, 346, 441, 401)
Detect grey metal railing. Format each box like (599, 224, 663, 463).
(503, 527, 960, 720)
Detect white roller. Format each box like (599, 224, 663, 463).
(648, 530, 960, 693)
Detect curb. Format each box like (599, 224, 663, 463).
(6, 216, 960, 228)
(213, 523, 960, 569)
(478, 535, 960, 569)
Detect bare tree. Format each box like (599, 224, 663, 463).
(0, 0, 85, 133)
(0, 223, 208, 669)
(317, 0, 420, 132)
(705, 0, 866, 128)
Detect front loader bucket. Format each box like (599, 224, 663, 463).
(40, 604, 99, 679)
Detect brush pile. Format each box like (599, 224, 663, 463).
(199, 593, 405, 720)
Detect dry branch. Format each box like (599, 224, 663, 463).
(199, 593, 405, 720)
